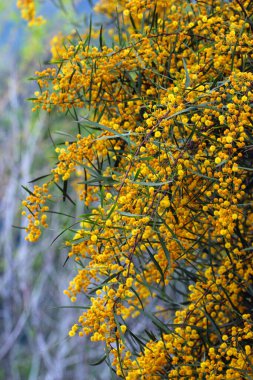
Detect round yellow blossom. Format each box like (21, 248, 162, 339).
(120, 325, 127, 334)
(90, 234, 98, 243)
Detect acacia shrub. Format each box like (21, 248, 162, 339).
(21, 0, 253, 378)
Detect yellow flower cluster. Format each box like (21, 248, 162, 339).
(17, 0, 46, 26)
(21, 0, 253, 378)
(22, 184, 50, 242)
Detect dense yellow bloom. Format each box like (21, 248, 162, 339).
(17, 0, 46, 26)
(21, 0, 253, 378)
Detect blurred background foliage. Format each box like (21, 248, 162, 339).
(0, 1, 110, 379)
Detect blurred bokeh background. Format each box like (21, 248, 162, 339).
(0, 1, 110, 379)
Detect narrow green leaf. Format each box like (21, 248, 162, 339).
(89, 354, 107, 366)
(145, 245, 165, 283)
(157, 234, 171, 268)
(129, 179, 173, 187)
(88, 270, 123, 295)
(54, 182, 76, 205)
(50, 221, 80, 246)
(21, 185, 35, 196)
(183, 58, 191, 88)
(99, 25, 103, 51)
(80, 118, 131, 144)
